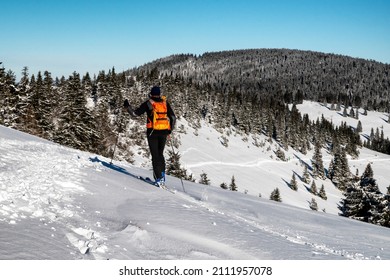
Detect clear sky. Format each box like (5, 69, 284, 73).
(1, 0, 389, 80)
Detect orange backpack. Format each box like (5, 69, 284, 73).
(147, 96, 171, 130)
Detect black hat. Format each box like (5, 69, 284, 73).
(150, 86, 161, 96)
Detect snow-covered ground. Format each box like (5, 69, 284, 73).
(127, 101, 390, 216)
(1, 121, 390, 262)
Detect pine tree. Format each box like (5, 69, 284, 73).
(343, 106, 348, 117)
(340, 181, 365, 219)
(220, 182, 228, 190)
(309, 198, 318, 211)
(318, 184, 327, 200)
(290, 173, 298, 191)
(199, 171, 210, 185)
(378, 194, 390, 227)
(329, 146, 350, 190)
(312, 140, 325, 179)
(14, 66, 31, 131)
(0, 64, 18, 127)
(341, 163, 384, 226)
(166, 149, 188, 179)
(349, 107, 355, 118)
(36, 70, 55, 139)
(275, 147, 286, 161)
(310, 180, 318, 195)
(302, 165, 311, 184)
(229, 175, 238, 191)
(362, 163, 374, 179)
(270, 188, 282, 202)
(360, 164, 383, 225)
(53, 71, 99, 152)
(356, 120, 362, 133)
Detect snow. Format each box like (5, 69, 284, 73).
(165, 105, 390, 215)
(1, 100, 390, 280)
(1, 114, 390, 262)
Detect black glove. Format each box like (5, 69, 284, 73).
(123, 99, 130, 108)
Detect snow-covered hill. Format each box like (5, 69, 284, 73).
(128, 101, 390, 216)
(1, 122, 390, 261)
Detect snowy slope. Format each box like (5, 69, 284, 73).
(126, 101, 390, 216)
(1, 124, 390, 260)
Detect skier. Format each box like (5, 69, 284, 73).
(123, 86, 176, 187)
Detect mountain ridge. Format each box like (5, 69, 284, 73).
(130, 48, 390, 111)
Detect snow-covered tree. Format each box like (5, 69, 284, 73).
(341, 163, 385, 226)
(290, 173, 298, 191)
(302, 165, 311, 184)
(220, 182, 228, 190)
(310, 180, 318, 195)
(318, 184, 327, 200)
(309, 198, 318, 211)
(270, 188, 282, 202)
(199, 171, 210, 185)
(229, 175, 238, 191)
(166, 149, 189, 179)
(329, 146, 350, 190)
(275, 147, 286, 161)
(312, 140, 325, 179)
(362, 163, 374, 179)
(359, 164, 383, 224)
(356, 120, 362, 133)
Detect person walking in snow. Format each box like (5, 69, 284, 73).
(123, 86, 176, 187)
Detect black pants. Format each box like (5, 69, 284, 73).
(147, 134, 167, 180)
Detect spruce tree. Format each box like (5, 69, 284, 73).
(229, 175, 238, 191)
(15, 66, 31, 131)
(343, 106, 348, 117)
(362, 163, 374, 179)
(310, 180, 318, 195)
(378, 194, 390, 228)
(357, 120, 362, 133)
(340, 181, 365, 219)
(275, 147, 286, 161)
(318, 184, 327, 200)
(312, 140, 325, 179)
(360, 164, 383, 224)
(53, 71, 99, 152)
(166, 149, 188, 179)
(270, 188, 282, 202)
(349, 107, 355, 118)
(309, 198, 318, 211)
(290, 173, 298, 191)
(341, 163, 384, 225)
(220, 182, 228, 190)
(302, 165, 311, 184)
(329, 146, 350, 190)
(199, 172, 210, 185)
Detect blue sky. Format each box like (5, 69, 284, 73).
(2, 0, 389, 80)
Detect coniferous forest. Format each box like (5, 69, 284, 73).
(1, 49, 390, 227)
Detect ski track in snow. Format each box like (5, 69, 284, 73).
(170, 188, 372, 260)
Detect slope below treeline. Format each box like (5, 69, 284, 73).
(126, 101, 390, 215)
(1, 124, 390, 260)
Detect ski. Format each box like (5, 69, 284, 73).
(137, 176, 176, 194)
